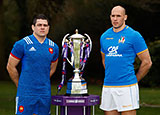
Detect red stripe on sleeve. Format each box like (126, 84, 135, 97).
(10, 53, 21, 60)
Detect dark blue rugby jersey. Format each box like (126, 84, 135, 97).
(11, 34, 59, 96)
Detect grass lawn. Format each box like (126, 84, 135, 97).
(0, 81, 160, 115)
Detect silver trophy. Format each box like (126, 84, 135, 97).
(59, 29, 92, 96)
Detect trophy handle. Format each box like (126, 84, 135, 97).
(84, 33, 92, 55)
(62, 33, 70, 46)
(62, 33, 74, 66)
(66, 57, 74, 66)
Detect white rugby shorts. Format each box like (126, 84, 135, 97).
(100, 84, 139, 112)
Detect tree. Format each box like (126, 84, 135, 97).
(15, 0, 30, 38)
(0, 0, 8, 80)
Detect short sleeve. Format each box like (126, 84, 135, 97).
(132, 31, 148, 55)
(11, 40, 24, 60)
(100, 35, 105, 54)
(52, 43, 59, 62)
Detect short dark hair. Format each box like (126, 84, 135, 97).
(32, 14, 50, 26)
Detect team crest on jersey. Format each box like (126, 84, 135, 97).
(49, 48, 53, 54)
(19, 105, 24, 113)
(119, 36, 125, 43)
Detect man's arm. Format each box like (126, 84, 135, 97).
(101, 52, 105, 69)
(136, 50, 152, 82)
(50, 60, 58, 78)
(6, 55, 20, 87)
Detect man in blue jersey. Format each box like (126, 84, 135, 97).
(6, 14, 59, 115)
(100, 5, 152, 115)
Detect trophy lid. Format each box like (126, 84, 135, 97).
(69, 29, 85, 39)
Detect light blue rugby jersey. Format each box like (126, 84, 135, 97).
(11, 34, 59, 96)
(100, 25, 148, 87)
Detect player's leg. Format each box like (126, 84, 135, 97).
(121, 110, 136, 115)
(104, 110, 120, 115)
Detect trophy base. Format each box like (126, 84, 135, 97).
(66, 78, 88, 96)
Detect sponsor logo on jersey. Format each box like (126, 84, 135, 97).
(119, 36, 125, 43)
(29, 47, 36, 51)
(106, 37, 114, 40)
(19, 105, 24, 113)
(106, 46, 122, 57)
(49, 48, 53, 54)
